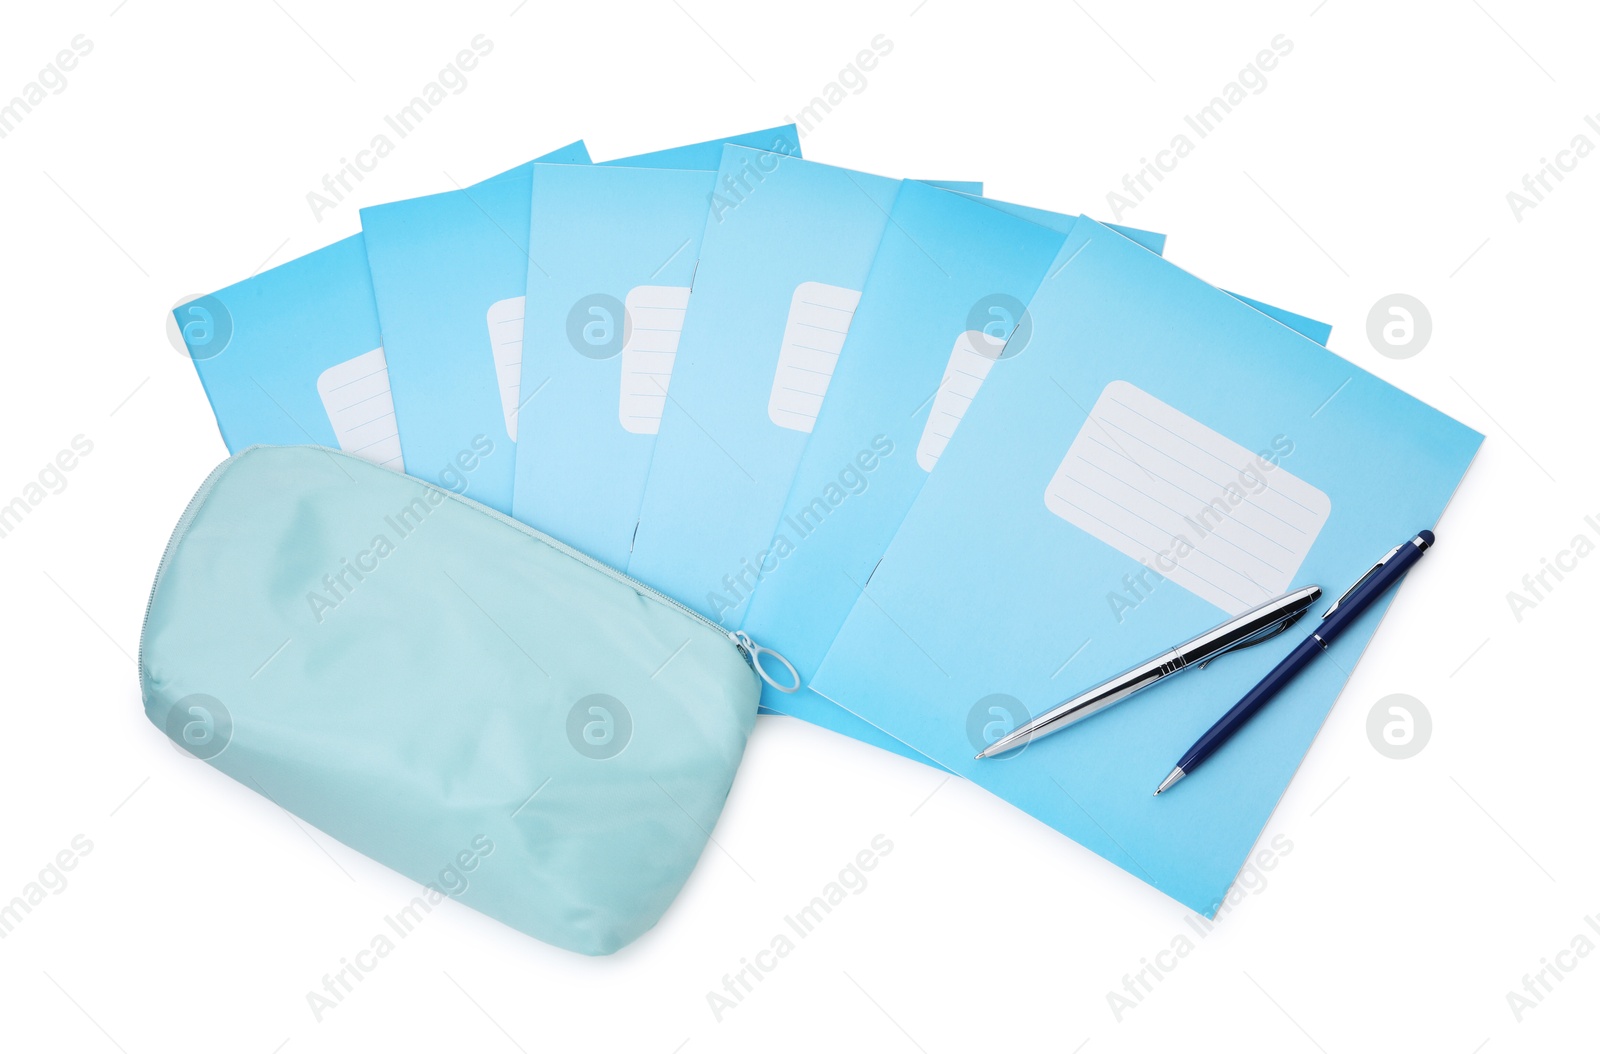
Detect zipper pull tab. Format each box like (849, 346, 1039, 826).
(729, 631, 801, 693)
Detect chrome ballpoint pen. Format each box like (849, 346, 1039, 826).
(976, 585, 1323, 759)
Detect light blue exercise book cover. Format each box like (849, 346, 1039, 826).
(618, 147, 979, 760)
(625, 147, 981, 615)
(177, 235, 405, 469)
(360, 126, 798, 513)
(510, 157, 791, 566)
(811, 217, 1481, 915)
(357, 140, 587, 501)
(745, 183, 1332, 761)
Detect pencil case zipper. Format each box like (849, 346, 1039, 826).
(138, 447, 801, 693)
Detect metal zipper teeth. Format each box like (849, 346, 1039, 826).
(138, 447, 754, 677)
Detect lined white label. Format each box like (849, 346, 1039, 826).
(317, 347, 404, 471)
(486, 296, 524, 440)
(618, 285, 692, 435)
(767, 281, 861, 433)
(916, 329, 1005, 472)
(1044, 381, 1331, 615)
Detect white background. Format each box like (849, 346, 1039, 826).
(2, 1, 1595, 1050)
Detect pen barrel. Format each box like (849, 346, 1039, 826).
(1320, 539, 1428, 641)
(1170, 533, 1432, 783)
(1178, 635, 1324, 773)
(1018, 653, 1178, 745)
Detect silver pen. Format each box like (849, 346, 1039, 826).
(976, 585, 1323, 759)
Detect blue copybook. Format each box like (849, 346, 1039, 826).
(619, 147, 984, 759)
(510, 157, 791, 565)
(360, 126, 798, 513)
(176, 235, 404, 469)
(811, 219, 1481, 915)
(744, 182, 1332, 761)
(357, 139, 588, 503)
(625, 148, 981, 613)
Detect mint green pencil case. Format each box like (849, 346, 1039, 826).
(139, 445, 795, 955)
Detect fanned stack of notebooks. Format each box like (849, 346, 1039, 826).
(175, 124, 1480, 916)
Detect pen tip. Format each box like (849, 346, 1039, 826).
(1154, 766, 1185, 796)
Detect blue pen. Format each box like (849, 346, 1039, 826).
(1154, 530, 1436, 796)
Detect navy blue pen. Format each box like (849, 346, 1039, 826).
(1154, 530, 1435, 796)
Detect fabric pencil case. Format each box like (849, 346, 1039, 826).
(139, 444, 796, 955)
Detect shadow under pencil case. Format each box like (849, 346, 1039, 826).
(139, 444, 796, 955)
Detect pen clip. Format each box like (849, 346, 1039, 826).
(1195, 607, 1311, 669)
(1322, 544, 1403, 617)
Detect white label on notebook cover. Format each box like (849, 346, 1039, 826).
(767, 281, 861, 433)
(618, 284, 692, 435)
(1044, 380, 1331, 615)
(486, 296, 524, 440)
(916, 329, 1005, 472)
(317, 347, 405, 471)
